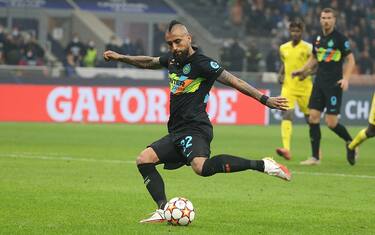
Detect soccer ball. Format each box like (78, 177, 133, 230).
(163, 197, 195, 226)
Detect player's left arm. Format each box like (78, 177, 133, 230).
(338, 53, 356, 91)
(216, 70, 288, 110)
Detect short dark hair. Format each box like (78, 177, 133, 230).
(168, 20, 183, 32)
(289, 19, 304, 30)
(321, 8, 337, 17)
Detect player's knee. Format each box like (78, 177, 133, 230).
(325, 119, 338, 129)
(190, 157, 207, 176)
(282, 110, 293, 121)
(309, 114, 320, 124)
(136, 148, 157, 165)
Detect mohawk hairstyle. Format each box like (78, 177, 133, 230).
(168, 20, 183, 32)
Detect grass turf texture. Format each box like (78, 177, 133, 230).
(0, 123, 374, 234)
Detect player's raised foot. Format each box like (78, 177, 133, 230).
(139, 209, 166, 223)
(263, 157, 292, 181)
(276, 148, 291, 160)
(300, 157, 320, 166)
(346, 144, 358, 166)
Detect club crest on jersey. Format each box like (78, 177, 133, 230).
(328, 39, 334, 47)
(183, 63, 191, 75)
(344, 41, 350, 50)
(210, 61, 219, 69)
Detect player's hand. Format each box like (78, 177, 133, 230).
(266, 96, 288, 111)
(337, 79, 349, 91)
(298, 72, 308, 81)
(291, 69, 304, 78)
(103, 50, 121, 62)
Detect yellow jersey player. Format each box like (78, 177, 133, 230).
(276, 20, 314, 160)
(348, 92, 375, 155)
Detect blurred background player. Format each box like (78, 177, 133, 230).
(276, 20, 314, 160)
(292, 8, 356, 166)
(348, 92, 375, 159)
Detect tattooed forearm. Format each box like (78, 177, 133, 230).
(217, 70, 263, 100)
(216, 70, 235, 86)
(119, 55, 162, 69)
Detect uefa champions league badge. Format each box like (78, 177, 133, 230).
(210, 61, 220, 69)
(183, 63, 191, 75)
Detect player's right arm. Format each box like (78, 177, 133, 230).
(103, 50, 163, 69)
(291, 54, 317, 78)
(216, 70, 288, 111)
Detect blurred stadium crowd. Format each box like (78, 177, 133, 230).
(0, 0, 373, 76)
(0, 25, 45, 66)
(217, 0, 374, 74)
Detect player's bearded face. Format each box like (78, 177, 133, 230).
(166, 32, 191, 63)
(173, 46, 189, 63)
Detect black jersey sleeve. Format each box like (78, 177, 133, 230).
(198, 57, 224, 80)
(159, 54, 169, 68)
(340, 35, 352, 57)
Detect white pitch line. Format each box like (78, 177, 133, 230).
(1, 152, 375, 180)
(0, 153, 134, 164)
(293, 171, 375, 179)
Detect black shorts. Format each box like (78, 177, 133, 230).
(308, 82, 343, 114)
(149, 133, 212, 167)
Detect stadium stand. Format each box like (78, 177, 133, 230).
(0, 0, 373, 76)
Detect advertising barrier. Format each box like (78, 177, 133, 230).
(268, 88, 373, 126)
(0, 84, 268, 125)
(0, 83, 371, 125)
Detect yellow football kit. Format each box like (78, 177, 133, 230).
(349, 93, 375, 150)
(280, 40, 313, 114)
(279, 40, 313, 152)
(370, 93, 375, 125)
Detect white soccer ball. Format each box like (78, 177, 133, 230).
(163, 197, 195, 226)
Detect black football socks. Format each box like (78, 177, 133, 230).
(309, 123, 321, 160)
(201, 154, 264, 177)
(330, 123, 352, 142)
(137, 163, 167, 209)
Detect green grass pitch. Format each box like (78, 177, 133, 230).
(0, 123, 374, 234)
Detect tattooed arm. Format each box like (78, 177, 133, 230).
(103, 50, 163, 69)
(216, 70, 288, 110)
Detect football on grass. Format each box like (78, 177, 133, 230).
(164, 197, 195, 226)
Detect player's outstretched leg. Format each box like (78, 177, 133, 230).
(137, 148, 167, 223)
(348, 124, 375, 161)
(191, 154, 291, 181)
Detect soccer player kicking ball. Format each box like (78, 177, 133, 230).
(104, 20, 291, 223)
(293, 8, 357, 165)
(276, 20, 315, 160)
(347, 93, 375, 160)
